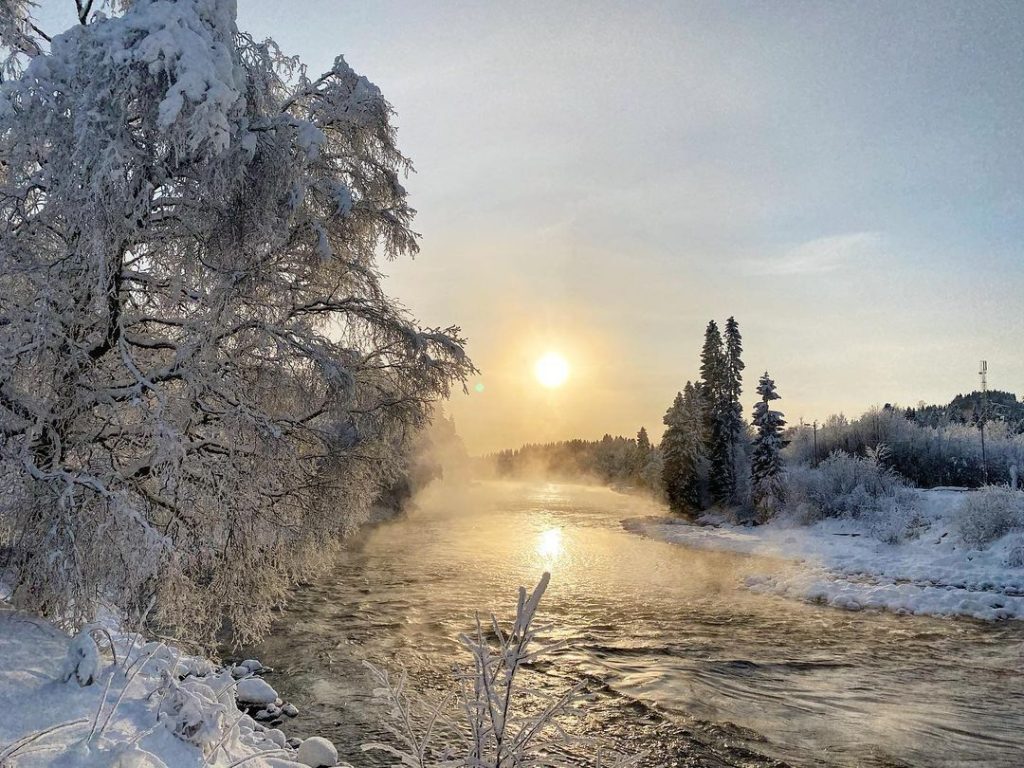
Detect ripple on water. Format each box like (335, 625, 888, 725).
(242, 481, 1024, 768)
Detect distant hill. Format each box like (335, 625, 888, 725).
(904, 390, 1024, 431)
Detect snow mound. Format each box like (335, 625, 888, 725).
(0, 612, 309, 768)
(297, 736, 339, 767)
(235, 676, 279, 705)
(60, 629, 101, 686)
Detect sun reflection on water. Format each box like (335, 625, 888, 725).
(536, 527, 564, 561)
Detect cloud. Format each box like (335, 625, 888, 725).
(748, 232, 884, 276)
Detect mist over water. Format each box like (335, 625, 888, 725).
(248, 481, 1024, 767)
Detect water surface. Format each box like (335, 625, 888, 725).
(248, 481, 1024, 767)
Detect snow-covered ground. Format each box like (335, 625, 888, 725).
(625, 489, 1024, 621)
(0, 610, 342, 767)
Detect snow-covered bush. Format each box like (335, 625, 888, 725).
(1004, 535, 1024, 568)
(0, 1, 472, 643)
(364, 573, 635, 767)
(785, 406, 1024, 489)
(955, 487, 1024, 549)
(862, 498, 928, 545)
(156, 676, 228, 749)
(784, 451, 918, 525)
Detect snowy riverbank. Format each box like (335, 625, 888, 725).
(0, 609, 342, 768)
(625, 489, 1024, 621)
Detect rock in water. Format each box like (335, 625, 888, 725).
(235, 677, 278, 705)
(297, 736, 339, 767)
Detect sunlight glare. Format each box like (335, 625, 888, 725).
(536, 527, 564, 560)
(534, 352, 570, 389)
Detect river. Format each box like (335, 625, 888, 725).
(246, 481, 1024, 767)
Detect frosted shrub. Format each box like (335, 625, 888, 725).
(784, 451, 916, 524)
(863, 497, 928, 545)
(1005, 535, 1024, 568)
(955, 487, 1024, 549)
(365, 574, 635, 768)
(156, 676, 228, 749)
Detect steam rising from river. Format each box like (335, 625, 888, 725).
(250, 478, 1024, 768)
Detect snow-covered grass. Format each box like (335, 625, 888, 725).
(625, 488, 1024, 621)
(0, 611, 328, 767)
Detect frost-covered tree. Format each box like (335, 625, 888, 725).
(633, 424, 650, 474)
(636, 425, 652, 456)
(632, 425, 660, 492)
(750, 372, 787, 521)
(661, 382, 706, 515)
(723, 316, 746, 500)
(700, 320, 732, 506)
(661, 393, 688, 513)
(0, 1, 472, 643)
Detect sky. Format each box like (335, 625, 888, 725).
(42, 1, 1024, 453)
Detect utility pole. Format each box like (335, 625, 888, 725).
(812, 420, 819, 467)
(979, 360, 989, 485)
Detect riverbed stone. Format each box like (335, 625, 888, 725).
(236, 677, 278, 705)
(297, 736, 338, 767)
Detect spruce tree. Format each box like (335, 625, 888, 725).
(723, 317, 746, 501)
(661, 384, 707, 515)
(636, 426, 652, 456)
(751, 372, 787, 521)
(700, 320, 731, 506)
(679, 381, 709, 509)
(634, 426, 653, 484)
(661, 393, 687, 512)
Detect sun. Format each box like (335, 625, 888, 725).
(534, 352, 570, 389)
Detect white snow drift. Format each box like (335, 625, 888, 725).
(627, 488, 1024, 621)
(0, 611, 339, 767)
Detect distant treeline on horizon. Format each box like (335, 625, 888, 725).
(486, 390, 1024, 491)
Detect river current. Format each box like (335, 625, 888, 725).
(246, 481, 1024, 767)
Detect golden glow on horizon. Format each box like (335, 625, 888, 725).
(534, 352, 570, 389)
(536, 527, 564, 560)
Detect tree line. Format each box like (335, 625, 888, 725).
(493, 321, 1022, 520)
(491, 432, 661, 490)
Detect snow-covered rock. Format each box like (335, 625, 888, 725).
(265, 728, 287, 747)
(297, 736, 339, 767)
(235, 676, 279, 705)
(60, 629, 101, 686)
